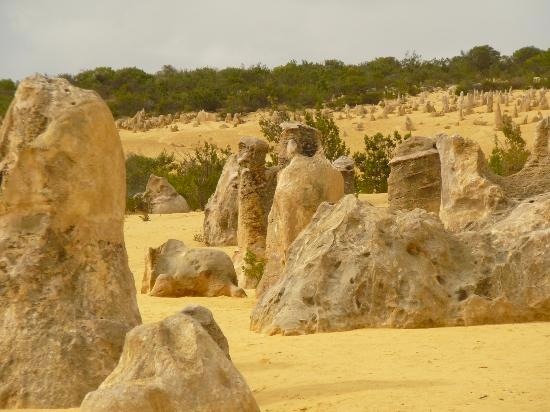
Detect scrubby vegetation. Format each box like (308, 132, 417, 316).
(489, 115, 530, 176)
(0, 79, 17, 116)
(1, 45, 549, 118)
(303, 111, 350, 161)
(259, 110, 349, 163)
(354, 131, 410, 193)
(241, 249, 266, 281)
(125, 142, 231, 212)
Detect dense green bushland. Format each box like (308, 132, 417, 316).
(1, 45, 548, 118)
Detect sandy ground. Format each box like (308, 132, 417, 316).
(11, 197, 550, 412)
(120, 90, 550, 159)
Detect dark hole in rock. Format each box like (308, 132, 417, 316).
(456, 289, 468, 301)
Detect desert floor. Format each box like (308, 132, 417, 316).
(12, 195, 550, 412)
(126, 205, 550, 412)
(119, 90, 550, 160)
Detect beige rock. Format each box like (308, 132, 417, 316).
(81, 309, 259, 412)
(256, 152, 344, 298)
(203, 155, 239, 246)
(494, 102, 503, 130)
(251, 194, 550, 335)
(388, 136, 441, 213)
(141, 239, 245, 297)
(142, 174, 190, 214)
(277, 122, 321, 166)
(332, 155, 356, 194)
(0, 75, 141, 408)
(235, 137, 277, 288)
(436, 134, 509, 231)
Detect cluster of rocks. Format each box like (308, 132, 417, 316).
(0, 75, 259, 411)
(116, 108, 247, 132)
(203, 122, 351, 289)
(250, 117, 550, 335)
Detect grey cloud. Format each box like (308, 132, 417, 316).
(0, 0, 548, 79)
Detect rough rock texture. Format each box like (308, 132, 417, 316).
(251, 195, 550, 335)
(0, 75, 141, 408)
(388, 136, 441, 213)
(181, 305, 230, 358)
(235, 137, 277, 288)
(81, 310, 260, 412)
(277, 122, 321, 165)
(142, 174, 190, 214)
(504, 117, 550, 199)
(141, 239, 245, 297)
(203, 155, 239, 246)
(256, 153, 344, 298)
(332, 155, 356, 194)
(436, 134, 509, 231)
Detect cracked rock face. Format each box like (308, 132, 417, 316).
(203, 155, 239, 246)
(256, 152, 344, 298)
(0, 75, 141, 408)
(81, 308, 260, 412)
(251, 195, 549, 335)
(388, 136, 441, 214)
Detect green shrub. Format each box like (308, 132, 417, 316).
(489, 115, 530, 176)
(241, 249, 266, 281)
(259, 110, 349, 163)
(304, 110, 350, 162)
(259, 111, 290, 165)
(353, 131, 410, 193)
(125, 142, 231, 212)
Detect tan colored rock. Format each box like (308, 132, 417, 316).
(494, 101, 503, 130)
(436, 134, 509, 231)
(235, 137, 277, 288)
(251, 194, 550, 335)
(403, 116, 415, 131)
(0, 75, 141, 408)
(332, 155, 355, 194)
(81, 309, 260, 412)
(181, 304, 230, 358)
(388, 136, 441, 213)
(141, 239, 245, 297)
(203, 155, 239, 246)
(256, 152, 344, 298)
(142, 174, 190, 214)
(277, 122, 321, 165)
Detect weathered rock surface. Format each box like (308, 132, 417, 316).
(436, 134, 509, 231)
(203, 155, 239, 246)
(256, 153, 344, 298)
(251, 194, 550, 335)
(141, 174, 190, 214)
(388, 136, 441, 213)
(81, 309, 260, 412)
(235, 137, 277, 288)
(181, 304, 230, 358)
(142, 239, 245, 297)
(332, 155, 356, 194)
(0, 75, 141, 408)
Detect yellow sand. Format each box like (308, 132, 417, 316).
(7, 203, 550, 412)
(120, 90, 550, 159)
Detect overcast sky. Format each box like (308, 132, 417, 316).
(1, 0, 549, 80)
